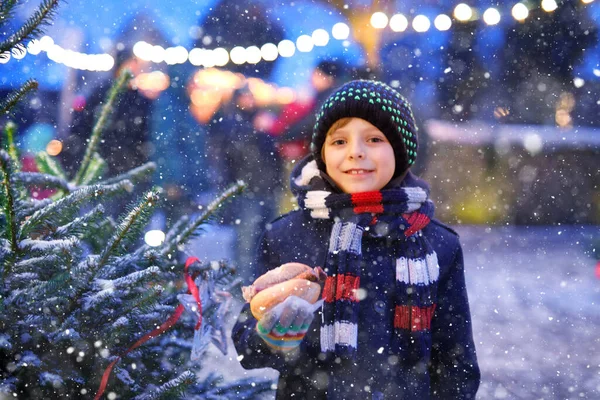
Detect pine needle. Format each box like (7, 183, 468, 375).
(15, 172, 71, 192)
(161, 181, 246, 256)
(35, 151, 67, 181)
(19, 181, 133, 240)
(98, 162, 156, 186)
(97, 190, 161, 268)
(1, 121, 20, 168)
(0, 0, 60, 55)
(74, 69, 133, 185)
(0, 151, 19, 255)
(0, 80, 37, 117)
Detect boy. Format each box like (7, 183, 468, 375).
(232, 80, 480, 399)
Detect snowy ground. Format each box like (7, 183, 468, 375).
(191, 225, 600, 399)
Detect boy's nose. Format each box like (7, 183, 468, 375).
(348, 141, 365, 159)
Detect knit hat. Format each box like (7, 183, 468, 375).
(311, 80, 418, 178)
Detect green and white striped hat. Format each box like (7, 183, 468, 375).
(311, 79, 418, 177)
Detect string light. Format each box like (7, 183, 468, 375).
(389, 14, 409, 32)
(260, 43, 278, 61)
(512, 3, 529, 21)
(454, 3, 473, 22)
(434, 14, 452, 31)
(277, 39, 295, 58)
(296, 35, 314, 53)
(412, 15, 431, 33)
(541, 0, 558, 12)
(483, 8, 501, 25)
(312, 29, 330, 46)
(331, 22, 350, 40)
(5, 1, 596, 73)
(370, 12, 389, 29)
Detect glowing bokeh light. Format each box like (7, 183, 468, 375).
(332, 22, 350, 40)
(246, 46, 262, 64)
(434, 14, 452, 31)
(389, 14, 409, 32)
(412, 15, 431, 33)
(296, 35, 314, 52)
(144, 230, 165, 247)
(512, 3, 529, 21)
(370, 12, 389, 29)
(312, 29, 330, 46)
(261, 43, 278, 61)
(454, 3, 473, 21)
(277, 40, 295, 57)
(541, 0, 558, 11)
(483, 8, 501, 25)
(230, 46, 246, 65)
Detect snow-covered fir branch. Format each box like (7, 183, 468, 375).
(161, 181, 245, 256)
(19, 237, 79, 252)
(19, 180, 133, 239)
(79, 152, 107, 185)
(15, 198, 53, 221)
(74, 69, 133, 185)
(14, 171, 71, 192)
(35, 150, 67, 180)
(133, 371, 196, 400)
(52, 204, 104, 239)
(97, 190, 160, 268)
(98, 162, 157, 186)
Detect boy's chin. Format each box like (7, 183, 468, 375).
(338, 182, 386, 193)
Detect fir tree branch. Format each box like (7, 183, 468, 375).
(74, 69, 133, 186)
(80, 152, 107, 185)
(0, 151, 19, 256)
(19, 180, 133, 240)
(0, 80, 37, 117)
(0, 1, 19, 27)
(133, 371, 196, 400)
(160, 181, 246, 257)
(97, 162, 156, 186)
(53, 204, 104, 239)
(0, 0, 60, 55)
(15, 172, 71, 192)
(35, 151, 67, 181)
(97, 190, 160, 269)
(16, 198, 52, 221)
(1, 121, 20, 167)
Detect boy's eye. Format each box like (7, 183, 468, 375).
(331, 139, 345, 145)
(369, 137, 385, 143)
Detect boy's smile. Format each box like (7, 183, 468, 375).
(322, 118, 395, 193)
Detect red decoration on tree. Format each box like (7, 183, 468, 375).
(95, 257, 203, 400)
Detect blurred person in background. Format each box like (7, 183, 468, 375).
(208, 84, 283, 279)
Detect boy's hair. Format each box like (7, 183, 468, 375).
(320, 117, 352, 162)
(311, 80, 418, 178)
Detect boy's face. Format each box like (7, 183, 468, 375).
(322, 118, 395, 193)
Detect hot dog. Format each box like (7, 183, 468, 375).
(242, 262, 327, 320)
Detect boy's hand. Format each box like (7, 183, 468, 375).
(256, 296, 323, 351)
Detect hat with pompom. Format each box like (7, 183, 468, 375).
(311, 80, 418, 177)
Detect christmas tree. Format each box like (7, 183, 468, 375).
(1, 2, 272, 398)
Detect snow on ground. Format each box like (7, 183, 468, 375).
(192, 225, 600, 399)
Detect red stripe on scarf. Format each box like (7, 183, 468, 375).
(393, 304, 437, 331)
(95, 257, 202, 400)
(322, 274, 360, 303)
(403, 212, 430, 237)
(352, 191, 384, 214)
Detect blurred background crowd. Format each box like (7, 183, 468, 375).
(2, 0, 599, 272)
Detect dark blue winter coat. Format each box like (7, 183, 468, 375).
(232, 178, 480, 400)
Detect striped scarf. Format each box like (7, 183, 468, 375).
(292, 158, 439, 358)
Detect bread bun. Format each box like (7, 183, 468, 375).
(250, 278, 322, 320)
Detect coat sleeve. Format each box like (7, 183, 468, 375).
(429, 244, 480, 399)
(231, 229, 306, 373)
